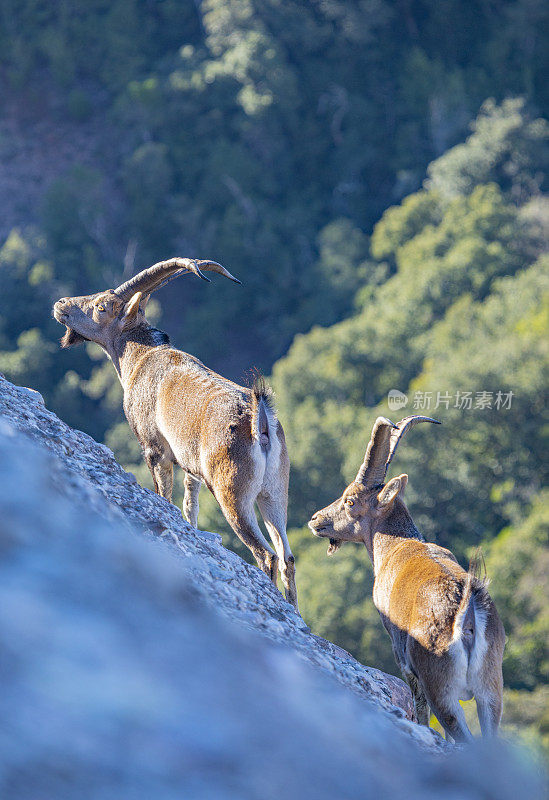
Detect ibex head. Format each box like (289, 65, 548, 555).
(308, 415, 440, 554)
(53, 257, 240, 349)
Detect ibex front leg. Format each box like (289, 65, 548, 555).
(404, 671, 430, 726)
(144, 447, 174, 502)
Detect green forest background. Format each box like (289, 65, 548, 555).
(0, 0, 547, 752)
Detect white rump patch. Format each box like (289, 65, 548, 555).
(451, 596, 488, 700)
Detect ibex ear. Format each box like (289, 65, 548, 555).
(377, 474, 408, 508)
(121, 292, 143, 328)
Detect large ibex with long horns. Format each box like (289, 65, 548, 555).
(53, 258, 298, 609)
(308, 415, 505, 742)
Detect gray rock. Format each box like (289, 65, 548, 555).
(0, 375, 544, 799)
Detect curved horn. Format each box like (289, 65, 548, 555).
(356, 414, 440, 488)
(195, 259, 241, 284)
(113, 258, 240, 301)
(356, 417, 398, 487)
(385, 415, 441, 474)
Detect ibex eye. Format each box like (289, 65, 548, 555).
(346, 498, 354, 507)
(97, 305, 106, 312)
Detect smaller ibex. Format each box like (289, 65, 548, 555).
(308, 415, 505, 742)
(53, 258, 297, 610)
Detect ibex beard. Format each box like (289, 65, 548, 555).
(53, 257, 298, 611)
(308, 415, 505, 743)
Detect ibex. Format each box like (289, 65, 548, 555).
(53, 258, 298, 610)
(308, 415, 505, 742)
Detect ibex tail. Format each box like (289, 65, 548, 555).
(454, 550, 490, 659)
(251, 375, 275, 451)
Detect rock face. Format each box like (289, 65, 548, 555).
(0, 375, 544, 799)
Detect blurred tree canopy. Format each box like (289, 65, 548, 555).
(0, 0, 547, 751)
(269, 101, 548, 751)
(1, 1, 547, 368)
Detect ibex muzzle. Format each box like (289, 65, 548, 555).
(309, 415, 505, 742)
(53, 258, 298, 611)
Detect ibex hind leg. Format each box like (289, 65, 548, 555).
(183, 473, 200, 528)
(420, 672, 473, 742)
(474, 604, 504, 737)
(257, 491, 298, 613)
(476, 693, 502, 738)
(427, 696, 473, 743)
(411, 645, 474, 743)
(215, 489, 279, 586)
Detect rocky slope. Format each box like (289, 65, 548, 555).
(0, 374, 544, 799)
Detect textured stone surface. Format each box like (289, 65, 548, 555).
(0, 375, 545, 799)
(0, 375, 418, 730)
